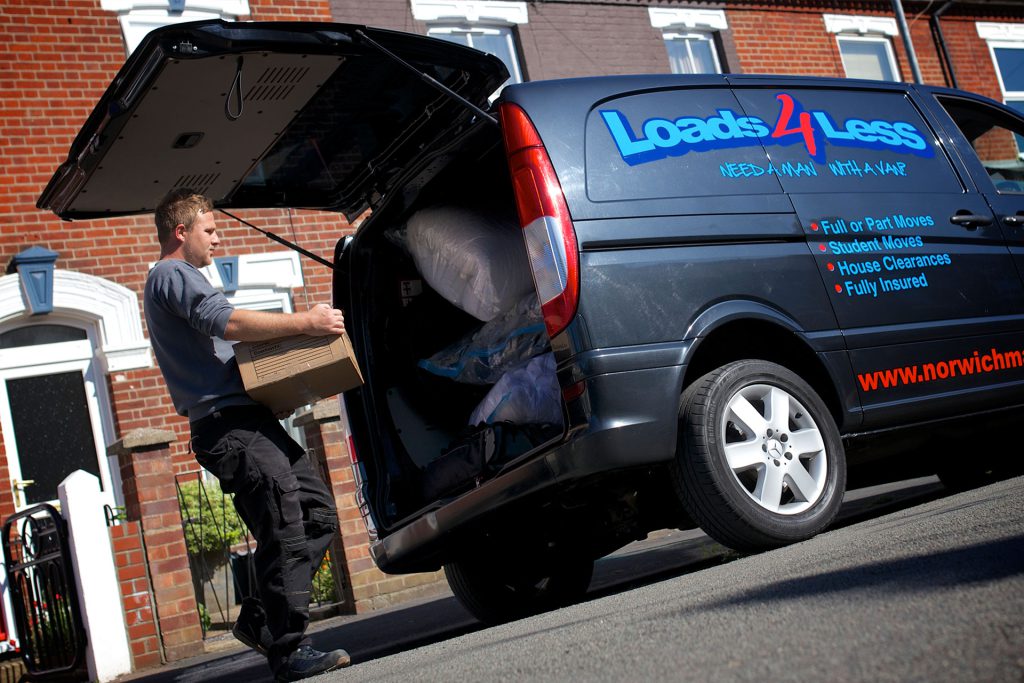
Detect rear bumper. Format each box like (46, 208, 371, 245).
(370, 358, 685, 573)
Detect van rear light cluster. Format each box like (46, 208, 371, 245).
(500, 102, 579, 338)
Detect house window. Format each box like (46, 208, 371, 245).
(824, 14, 900, 82)
(649, 8, 728, 75)
(977, 23, 1024, 132)
(411, 1, 528, 93)
(100, 0, 250, 54)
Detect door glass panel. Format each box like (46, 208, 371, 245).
(0, 325, 86, 349)
(7, 371, 99, 504)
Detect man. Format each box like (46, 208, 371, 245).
(143, 188, 350, 681)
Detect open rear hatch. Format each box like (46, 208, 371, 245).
(38, 20, 507, 220)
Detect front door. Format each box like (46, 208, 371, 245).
(0, 324, 115, 510)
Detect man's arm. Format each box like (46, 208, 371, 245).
(223, 303, 345, 342)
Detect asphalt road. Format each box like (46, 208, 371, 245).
(131, 476, 1024, 682)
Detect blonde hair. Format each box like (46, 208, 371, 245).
(154, 189, 214, 245)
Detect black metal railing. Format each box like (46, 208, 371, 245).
(1, 504, 86, 679)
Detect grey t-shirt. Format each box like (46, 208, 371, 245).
(144, 259, 257, 421)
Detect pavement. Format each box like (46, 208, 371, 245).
(114, 475, 947, 682)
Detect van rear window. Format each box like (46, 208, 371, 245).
(731, 88, 960, 194)
(585, 88, 783, 202)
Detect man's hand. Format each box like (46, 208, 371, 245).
(224, 304, 346, 342)
(301, 303, 346, 336)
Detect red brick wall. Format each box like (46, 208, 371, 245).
(728, 6, 847, 78)
(518, 4, 668, 79)
(329, 0, 425, 33)
(723, 3, 1012, 90)
(326, 1, 1023, 90)
(111, 521, 161, 670)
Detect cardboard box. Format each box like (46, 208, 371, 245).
(234, 333, 364, 415)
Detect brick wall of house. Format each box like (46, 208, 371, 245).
(324, 1, 1022, 93)
(516, 4, 668, 80)
(111, 521, 162, 670)
(329, 0, 424, 33)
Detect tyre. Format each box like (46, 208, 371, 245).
(444, 554, 594, 624)
(672, 360, 846, 552)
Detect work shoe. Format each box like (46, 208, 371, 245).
(275, 646, 351, 681)
(232, 597, 271, 656)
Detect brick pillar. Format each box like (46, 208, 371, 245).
(111, 521, 161, 670)
(297, 401, 446, 614)
(108, 429, 204, 662)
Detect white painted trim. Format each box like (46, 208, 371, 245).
(0, 270, 151, 373)
(226, 288, 294, 313)
(60, 472, 132, 682)
(0, 354, 116, 511)
(978, 22, 1024, 42)
(986, 40, 1024, 99)
(648, 8, 727, 31)
(836, 34, 900, 81)
(100, 0, 249, 15)
(411, 0, 528, 25)
(824, 13, 898, 37)
(101, 0, 250, 53)
(196, 250, 304, 290)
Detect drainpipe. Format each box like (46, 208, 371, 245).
(892, 0, 924, 84)
(931, 0, 958, 88)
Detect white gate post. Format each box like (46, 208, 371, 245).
(58, 470, 132, 681)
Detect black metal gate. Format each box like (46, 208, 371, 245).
(176, 471, 346, 638)
(1, 504, 87, 679)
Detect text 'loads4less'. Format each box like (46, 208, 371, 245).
(602, 94, 932, 166)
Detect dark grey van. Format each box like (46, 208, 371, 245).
(40, 21, 1024, 623)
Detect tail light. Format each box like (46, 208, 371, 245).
(500, 102, 579, 338)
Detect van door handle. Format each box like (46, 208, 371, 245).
(1002, 215, 1024, 227)
(949, 214, 993, 228)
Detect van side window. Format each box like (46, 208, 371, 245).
(731, 88, 960, 194)
(586, 88, 782, 202)
(937, 97, 1024, 194)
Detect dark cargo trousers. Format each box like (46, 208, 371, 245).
(190, 405, 338, 674)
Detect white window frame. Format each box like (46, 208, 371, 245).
(986, 40, 1024, 102)
(427, 24, 525, 85)
(825, 14, 900, 82)
(649, 8, 727, 75)
(978, 25, 1024, 111)
(663, 31, 722, 75)
(100, 0, 250, 54)
(412, 0, 527, 91)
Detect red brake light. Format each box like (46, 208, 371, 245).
(500, 102, 579, 338)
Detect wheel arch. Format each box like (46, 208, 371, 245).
(682, 302, 847, 429)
